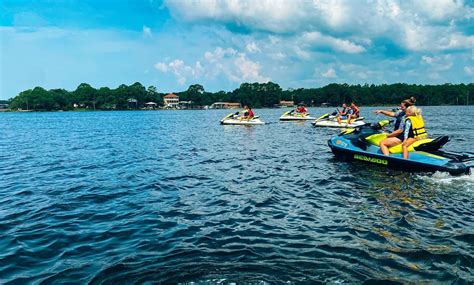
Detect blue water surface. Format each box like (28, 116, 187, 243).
(1, 106, 473, 284)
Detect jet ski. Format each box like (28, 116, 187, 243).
(220, 112, 265, 125)
(279, 110, 315, 121)
(328, 120, 474, 175)
(312, 113, 365, 128)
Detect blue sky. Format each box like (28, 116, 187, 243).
(0, 0, 473, 99)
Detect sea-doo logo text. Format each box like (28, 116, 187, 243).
(354, 154, 388, 165)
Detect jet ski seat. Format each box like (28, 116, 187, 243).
(414, 136, 449, 152)
(363, 133, 446, 154)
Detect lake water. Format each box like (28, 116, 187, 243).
(1, 106, 473, 284)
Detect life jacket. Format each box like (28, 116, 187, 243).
(406, 115, 427, 138)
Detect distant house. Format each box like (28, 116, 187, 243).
(0, 103, 9, 109)
(279, 100, 294, 107)
(320, 102, 331, 107)
(179, 101, 193, 109)
(163, 93, 179, 109)
(144, 102, 158, 109)
(210, 102, 241, 109)
(128, 98, 138, 109)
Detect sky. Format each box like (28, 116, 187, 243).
(0, 0, 473, 99)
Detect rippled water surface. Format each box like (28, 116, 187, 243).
(1, 106, 473, 284)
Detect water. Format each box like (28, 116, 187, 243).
(1, 106, 473, 284)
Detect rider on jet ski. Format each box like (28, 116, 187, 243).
(240, 105, 254, 122)
(345, 102, 360, 125)
(402, 106, 427, 158)
(374, 97, 416, 156)
(336, 103, 349, 123)
(296, 104, 308, 116)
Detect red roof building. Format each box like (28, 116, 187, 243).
(163, 93, 179, 108)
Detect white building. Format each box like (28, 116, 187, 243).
(163, 93, 179, 109)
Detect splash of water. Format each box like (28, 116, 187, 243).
(418, 171, 474, 192)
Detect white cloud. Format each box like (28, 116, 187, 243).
(421, 55, 434, 65)
(154, 59, 203, 85)
(420, 55, 453, 71)
(464, 66, 473, 75)
(165, 0, 305, 33)
(233, 54, 269, 82)
(301, 31, 366, 54)
(321, 68, 337, 78)
(409, 0, 469, 22)
(246, 42, 260, 53)
(204, 47, 269, 82)
(269, 52, 286, 60)
(268, 35, 280, 45)
(154, 62, 168, 72)
(155, 47, 269, 85)
(312, 0, 349, 29)
(143, 25, 152, 38)
(204, 47, 237, 63)
(294, 47, 311, 60)
(428, 72, 442, 80)
(339, 63, 379, 81)
(164, 0, 473, 52)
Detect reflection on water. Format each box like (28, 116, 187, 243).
(0, 106, 473, 283)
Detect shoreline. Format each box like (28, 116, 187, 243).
(2, 104, 474, 113)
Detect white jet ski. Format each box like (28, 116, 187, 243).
(220, 113, 265, 125)
(279, 110, 315, 121)
(312, 113, 365, 128)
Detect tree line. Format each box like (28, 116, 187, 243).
(6, 82, 473, 111)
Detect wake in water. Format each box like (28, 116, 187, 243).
(418, 171, 474, 192)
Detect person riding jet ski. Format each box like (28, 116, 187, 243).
(402, 106, 427, 159)
(240, 105, 254, 122)
(336, 103, 349, 121)
(374, 97, 416, 156)
(327, 120, 473, 175)
(346, 102, 360, 125)
(296, 104, 308, 116)
(314, 103, 365, 128)
(280, 104, 315, 121)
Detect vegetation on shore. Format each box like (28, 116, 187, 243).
(6, 82, 473, 111)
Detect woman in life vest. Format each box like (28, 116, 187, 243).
(402, 106, 427, 159)
(346, 102, 360, 125)
(376, 98, 416, 156)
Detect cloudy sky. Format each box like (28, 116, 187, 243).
(0, 0, 473, 99)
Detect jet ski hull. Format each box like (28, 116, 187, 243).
(279, 115, 315, 121)
(313, 120, 365, 128)
(220, 119, 265, 125)
(328, 136, 472, 175)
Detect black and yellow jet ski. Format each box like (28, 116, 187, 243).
(328, 120, 474, 175)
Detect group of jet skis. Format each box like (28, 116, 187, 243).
(220, 100, 473, 175)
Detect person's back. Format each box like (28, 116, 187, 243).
(297, 105, 307, 115)
(248, 108, 254, 118)
(350, 103, 360, 117)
